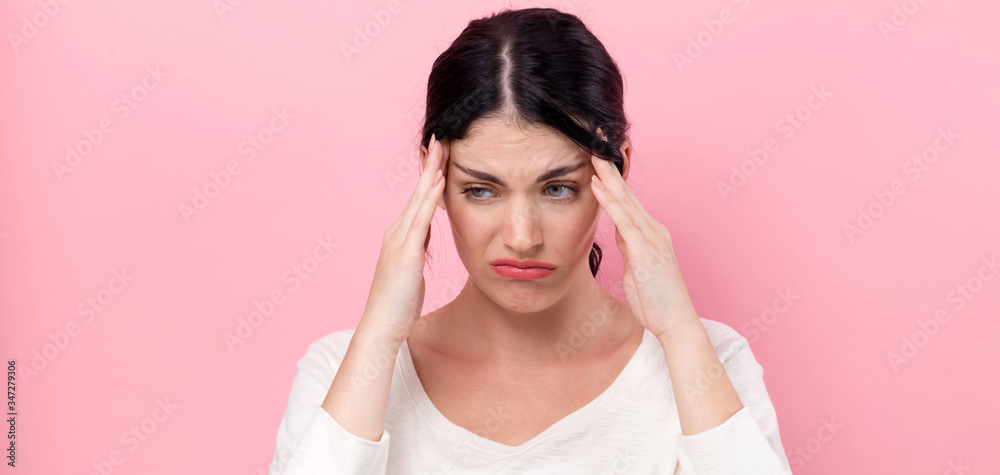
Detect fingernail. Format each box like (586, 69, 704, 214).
(591, 174, 604, 191)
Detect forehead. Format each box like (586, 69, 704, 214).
(450, 118, 588, 167)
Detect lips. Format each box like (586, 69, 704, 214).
(489, 258, 556, 280)
(489, 258, 555, 269)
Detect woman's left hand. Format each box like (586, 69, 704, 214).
(589, 153, 700, 342)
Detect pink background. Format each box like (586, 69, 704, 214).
(2, 0, 998, 473)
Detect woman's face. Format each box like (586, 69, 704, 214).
(423, 117, 630, 312)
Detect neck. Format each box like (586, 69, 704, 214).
(445, 264, 636, 366)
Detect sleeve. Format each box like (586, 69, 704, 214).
(674, 339, 792, 475)
(269, 334, 392, 475)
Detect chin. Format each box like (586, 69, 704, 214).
(483, 275, 562, 313)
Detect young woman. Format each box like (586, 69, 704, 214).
(270, 8, 791, 474)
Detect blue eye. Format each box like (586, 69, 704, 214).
(458, 186, 495, 201)
(545, 184, 576, 199)
(462, 186, 494, 199)
(459, 184, 579, 203)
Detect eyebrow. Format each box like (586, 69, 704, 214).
(452, 160, 588, 187)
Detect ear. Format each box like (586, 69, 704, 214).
(618, 138, 632, 182)
(595, 127, 631, 181)
(419, 137, 451, 211)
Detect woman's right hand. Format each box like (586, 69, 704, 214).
(359, 133, 449, 345)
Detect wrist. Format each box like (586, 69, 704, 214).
(356, 315, 409, 349)
(655, 311, 704, 345)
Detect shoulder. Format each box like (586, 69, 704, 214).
(697, 317, 753, 363)
(625, 318, 759, 421)
(695, 317, 773, 394)
(296, 328, 358, 370)
(290, 327, 411, 412)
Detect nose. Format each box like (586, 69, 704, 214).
(501, 198, 543, 253)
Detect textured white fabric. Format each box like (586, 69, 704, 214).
(269, 318, 792, 474)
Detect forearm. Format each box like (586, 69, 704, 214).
(321, 316, 403, 442)
(658, 314, 745, 436)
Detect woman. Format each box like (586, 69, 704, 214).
(270, 8, 791, 474)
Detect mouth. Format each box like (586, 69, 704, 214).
(489, 258, 556, 280)
(489, 258, 556, 269)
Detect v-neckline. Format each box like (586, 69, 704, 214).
(398, 329, 656, 456)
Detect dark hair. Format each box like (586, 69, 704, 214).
(420, 7, 630, 277)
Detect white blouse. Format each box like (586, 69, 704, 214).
(269, 318, 792, 474)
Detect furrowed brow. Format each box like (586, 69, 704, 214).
(453, 161, 587, 187)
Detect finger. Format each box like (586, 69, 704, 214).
(591, 171, 647, 252)
(591, 155, 660, 239)
(590, 154, 648, 225)
(398, 135, 441, 231)
(407, 169, 446, 250)
(423, 133, 444, 178)
(436, 138, 450, 181)
(419, 134, 442, 193)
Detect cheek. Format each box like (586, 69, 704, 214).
(557, 207, 601, 253)
(441, 192, 487, 245)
